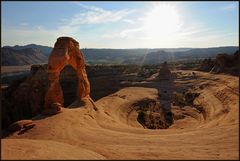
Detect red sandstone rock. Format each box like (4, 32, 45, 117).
(17, 123, 36, 135)
(44, 37, 91, 111)
(8, 120, 33, 132)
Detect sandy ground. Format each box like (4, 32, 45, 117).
(1, 70, 239, 160)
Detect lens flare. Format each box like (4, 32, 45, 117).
(144, 3, 182, 38)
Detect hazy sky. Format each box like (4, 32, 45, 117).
(1, 1, 239, 48)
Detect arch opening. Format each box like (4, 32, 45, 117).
(59, 65, 78, 107)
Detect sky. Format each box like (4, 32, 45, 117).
(1, 1, 239, 48)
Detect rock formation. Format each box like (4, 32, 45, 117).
(1, 65, 48, 130)
(8, 120, 35, 135)
(133, 99, 173, 129)
(44, 37, 90, 114)
(210, 54, 232, 73)
(210, 50, 239, 75)
(1, 63, 133, 130)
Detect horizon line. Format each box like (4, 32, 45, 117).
(1, 44, 239, 50)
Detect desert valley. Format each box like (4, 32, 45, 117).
(1, 37, 239, 160)
(1, 1, 239, 160)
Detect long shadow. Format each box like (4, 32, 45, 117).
(157, 79, 174, 109)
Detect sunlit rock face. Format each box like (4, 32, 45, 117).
(44, 37, 91, 114)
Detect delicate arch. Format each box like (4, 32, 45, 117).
(43, 37, 90, 115)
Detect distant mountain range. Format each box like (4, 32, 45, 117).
(82, 47, 239, 64)
(1, 44, 238, 66)
(1, 47, 48, 66)
(3, 44, 52, 56)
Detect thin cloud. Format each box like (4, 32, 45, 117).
(102, 27, 144, 39)
(122, 19, 135, 24)
(69, 10, 134, 25)
(3, 3, 136, 46)
(74, 2, 106, 12)
(69, 3, 136, 25)
(2, 2, 238, 48)
(221, 3, 237, 11)
(20, 22, 29, 26)
(2, 26, 56, 46)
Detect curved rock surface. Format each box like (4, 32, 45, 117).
(2, 70, 238, 160)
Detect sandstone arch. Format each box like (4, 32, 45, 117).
(43, 37, 90, 115)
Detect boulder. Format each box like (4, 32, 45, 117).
(8, 120, 34, 132)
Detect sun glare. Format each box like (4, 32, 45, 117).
(144, 3, 182, 39)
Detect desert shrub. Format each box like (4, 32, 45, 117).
(123, 65, 139, 74)
(229, 66, 239, 76)
(185, 92, 200, 104)
(173, 91, 200, 107)
(132, 98, 157, 111)
(137, 67, 158, 78)
(134, 98, 173, 129)
(173, 92, 186, 107)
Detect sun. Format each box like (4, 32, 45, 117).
(144, 3, 182, 39)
